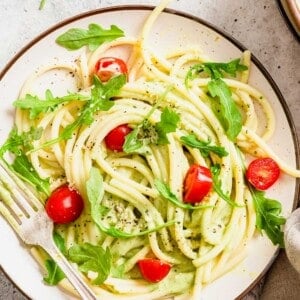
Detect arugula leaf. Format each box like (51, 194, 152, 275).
(123, 125, 146, 154)
(234, 146, 286, 247)
(249, 186, 286, 247)
(38, 74, 125, 149)
(53, 231, 67, 256)
(110, 263, 125, 278)
(56, 24, 124, 51)
(154, 179, 212, 210)
(10, 153, 50, 196)
(155, 107, 180, 145)
(39, 0, 47, 10)
(123, 107, 180, 153)
(89, 75, 121, 112)
(43, 259, 65, 286)
(123, 117, 164, 154)
(86, 167, 175, 238)
(185, 58, 247, 83)
(204, 59, 248, 78)
(180, 134, 228, 158)
(61, 75, 124, 135)
(123, 87, 178, 153)
(0, 126, 42, 157)
(208, 78, 242, 141)
(0, 127, 50, 196)
(185, 58, 245, 141)
(68, 243, 111, 285)
(104, 221, 176, 238)
(210, 164, 241, 207)
(13, 90, 89, 119)
(43, 232, 66, 285)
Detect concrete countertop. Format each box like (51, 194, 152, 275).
(0, 0, 299, 299)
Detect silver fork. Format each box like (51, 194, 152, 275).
(0, 161, 98, 300)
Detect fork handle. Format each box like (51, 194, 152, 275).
(43, 240, 98, 300)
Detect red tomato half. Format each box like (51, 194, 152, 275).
(45, 185, 84, 224)
(138, 258, 171, 283)
(105, 124, 132, 152)
(246, 157, 280, 190)
(183, 164, 212, 204)
(94, 57, 128, 82)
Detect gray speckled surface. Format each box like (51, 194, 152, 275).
(0, 0, 299, 299)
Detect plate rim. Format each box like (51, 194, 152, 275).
(0, 4, 299, 300)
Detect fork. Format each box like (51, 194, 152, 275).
(0, 161, 98, 300)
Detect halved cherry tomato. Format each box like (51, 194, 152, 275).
(138, 258, 171, 283)
(246, 157, 280, 190)
(105, 124, 132, 152)
(183, 164, 212, 204)
(45, 185, 84, 224)
(94, 57, 128, 82)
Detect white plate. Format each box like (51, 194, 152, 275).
(0, 6, 299, 300)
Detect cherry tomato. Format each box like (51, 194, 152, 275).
(45, 185, 84, 224)
(94, 57, 128, 82)
(246, 157, 280, 190)
(138, 258, 171, 283)
(105, 124, 132, 152)
(183, 164, 212, 204)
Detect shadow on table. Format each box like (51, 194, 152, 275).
(260, 251, 300, 300)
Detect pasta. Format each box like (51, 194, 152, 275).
(3, 0, 300, 299)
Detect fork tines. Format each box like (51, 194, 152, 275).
(0, 161, 43, 229)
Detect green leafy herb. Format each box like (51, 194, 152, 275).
(123, 123, 147, 154)
(180, 134, 228, 158)
(123, 107, 180, 153)
(111, 264, 125, 278)
(204, 59, 248, 78)
(249, 186, 286, 247)
(61, 74, 124, 135)
(185, 58, 246, 141)
(123, 87, 178, 153)
(186, 58, 247, 83)
(37, 74, 125, 150)
(234, 146, 286, 247)
(208, 78, 242, 141)
(9, 153, 50, 196)
(43, 259, 65, 286)
(0, 127, 50, 196)
(155, 107, 180, 145)
(0, 126, 42, 157)
(56, 23, 124, 51)
(39, 0, 47, 10)
(53, 231, 67, 256)
(105, 223, 179, 238)
(13, 90, 89, 119)
(87, 167, 175, 238)
(154, 179, 212, 210)
(210, 164, 241, 207)
(43, 232, 66, 285)
(123, 118, 161, 154)
(68, 243, 111, 285)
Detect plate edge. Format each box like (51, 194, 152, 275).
(0, 4, 299, 300)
